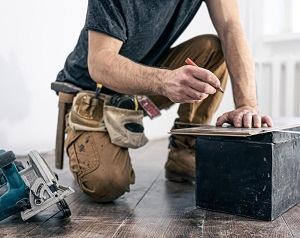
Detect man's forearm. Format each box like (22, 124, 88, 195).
(88, 30, 222, 104)
(88, 49, 165, 95)
(220, 23, 258, 110)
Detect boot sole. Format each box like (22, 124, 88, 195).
(165, 170, 195, 183)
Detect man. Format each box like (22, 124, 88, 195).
(56, 0, 273, 202)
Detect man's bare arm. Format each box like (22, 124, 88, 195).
(88, 31, 219, 104)
(206, 0, 273, 127)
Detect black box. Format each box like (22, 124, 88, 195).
(195, 127, 300, 220)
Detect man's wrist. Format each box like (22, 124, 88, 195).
(235, 102, 259, 112)
(152, 68, 167, 96)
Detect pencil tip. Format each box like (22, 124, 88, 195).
(215, 85, 224, 93)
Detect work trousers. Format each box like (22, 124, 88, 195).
(65, 34, 228, 202)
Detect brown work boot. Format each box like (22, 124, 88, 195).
(165, 135, 196, 183)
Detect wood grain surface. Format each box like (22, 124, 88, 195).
(0, 138, 299, 237)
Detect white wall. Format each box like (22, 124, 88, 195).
(0, 1, 88, 154)
(0, 1, 234, 155)
(239, 0, 300, 118)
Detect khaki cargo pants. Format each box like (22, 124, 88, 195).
(65, 34, 228, 202)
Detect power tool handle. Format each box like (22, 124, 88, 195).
(0, 151, 16, 168)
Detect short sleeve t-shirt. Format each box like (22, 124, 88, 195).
(56, 0, 203, 92)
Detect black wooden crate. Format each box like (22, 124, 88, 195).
(195, 127, 300, 220)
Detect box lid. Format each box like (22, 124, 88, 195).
(169, 118, 300, 143)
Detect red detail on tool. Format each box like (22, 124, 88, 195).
(137, 95, 161, 119)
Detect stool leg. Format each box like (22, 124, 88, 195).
(55, 93, 74, 169)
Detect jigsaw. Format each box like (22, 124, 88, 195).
(0, 149, 74, 221)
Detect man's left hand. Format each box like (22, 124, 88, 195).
(216, 106, 273, 128)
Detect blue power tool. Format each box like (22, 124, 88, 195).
(0, 150, 74, 221)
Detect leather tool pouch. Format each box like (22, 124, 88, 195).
(68, 91, 148, 148)
(68, 91, 106, 131)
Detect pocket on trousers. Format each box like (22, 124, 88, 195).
(65, 129, 84, 175)
(103, 105, 148, 148)
(65, 129, 100, 176)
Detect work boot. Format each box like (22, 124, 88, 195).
(165, 135, 196, 183)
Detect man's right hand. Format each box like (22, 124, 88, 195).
(161, 65, 221, 104)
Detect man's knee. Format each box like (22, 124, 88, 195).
(184, 34, 226, 72)
(65, 129, 135, 202)
(77, 165, 135, 202)
(192, 34, 222, 53)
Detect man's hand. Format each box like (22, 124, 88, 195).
(161, 65, 221, 104)
(216, 106, 273, 128)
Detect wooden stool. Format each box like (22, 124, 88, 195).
(51, 82, 82, 169)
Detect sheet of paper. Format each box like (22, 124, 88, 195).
(169, 118, 300, 137)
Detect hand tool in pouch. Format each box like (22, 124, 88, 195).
(94, 83, 103, 98)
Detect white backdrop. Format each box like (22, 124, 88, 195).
(0, 1, 234, 154)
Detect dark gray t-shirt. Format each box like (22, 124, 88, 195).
(56, 0, 203, 92)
